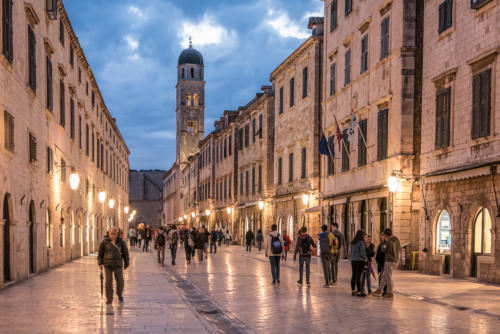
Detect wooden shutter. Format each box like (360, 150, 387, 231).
(330, 63, 336, 96)
(278, 158, 282, 185)
(446, 0, 453, 29)
(301, 147, 306, 179)
(70, 98, 75, 139)
(377, 109, 388, 160)
(345, 0, 352, 15)
(361, 35, 368, 73)
(279, 87, 283, 114)
(327, 136, 334, 175)
(358, 119, 367, 166)
(480, 69, 491, 137)
(46, 56, 53, 111)
(252, 118, 256, 143)
(290, 77, 295, 107)
(59, 19, 64, 45)
(330, 0, 337, 31)
(252, 168, 255, 193)
(2, 0, 13, 63)
(60, 80, 65, 126)
(61, 159, 66, 183)
(381, 17, 390, 59)
(302, 67, 308, 98)
(29, 133, 37, 163)
(70, 44, 74, 66)
(4, 110, 14, 152)
(289, 153, 294, 182)
(258, 114, 263, 139)
(245, 170, 249, 194)
(47, 147, 53, 173)
(472, 73, 482, 138)
(438, 2, 445, 33)
(258, 165, 262, 192)
(344, 50, 351, 85)
(28, 26, 36, 91)
(342, 136, 349, 171)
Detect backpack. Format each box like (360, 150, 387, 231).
(319, 234, 330, 254)
(170, 231, 179, 246)
(157, 233, 166, 247)
(300, 237, 312, 256)
(270, 234, 282, 255)
(187, 233, 195, 248)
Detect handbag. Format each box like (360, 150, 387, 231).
(188, 234, 195, 248)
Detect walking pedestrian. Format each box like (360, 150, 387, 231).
(128, 227, 136, 247)
(256, 229, 264, 251)
(168, 225, 180, 265)
(184, 227, 195, 264)
(372, 228, 401, 299)
(155, 227, 167, 266)
(195, 227, 208, 263)
(264, 224, 283, 285)
(191, 227, 197, 258)
(245, 229, 254, 252)
(375, 233, 387, 296)
(217, 229, 223, 247)
(97, 227, 129, 304)
(204, 227, 210, 258)
(350, 230, 367, 297)
(143, 225, 151, 252)
(226, 229, 231, 246)
(330, 223, 345, 283)
(318, 225, 337, 287)
(210, 228, 217, 254)
(361, 234, 375, 294)
(294, 227, 316, 287)
(137, 227, 143, 249)
(282, 231, 291, 262)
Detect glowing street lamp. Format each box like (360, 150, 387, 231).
(258, 201, 264, 210)
(184, 214, 188, 220)
(192, 212, 195, 218)
(302, 194, 310, 206)
(98, 191, 107, 203)
(69, 173, 80, 190)
(205, 209, 210, 216)
(124, 206, 129, 214)
(226, 207, 231, 214)
(388, 175, 399, 193)
(108, 199, 115, 209)
(178, 217, 183, 222)
(132, 210, 137, 215)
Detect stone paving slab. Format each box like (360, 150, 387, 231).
(0, 249, 213, 334)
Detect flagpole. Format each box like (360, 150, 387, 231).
(320, 128, 336, 168)
(357, 123, 374, 163)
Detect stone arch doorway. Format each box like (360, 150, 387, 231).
(29, 200, 36, 274)
(3, 194, 12, 282)
(287, 216, 294, 240)
(471, 207, 493, 278)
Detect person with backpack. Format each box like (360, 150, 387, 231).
(318, 225, 337, 287)
(195, 227, 208, 263)
(245, 229, 254, 252)
(168, 225, 180, 265)
(210, 228, 218, 254)
(137, 227, 143, 249)
(350, 230, 367, 297)
(264, 224, 284, 285)
(184, 227, 194, 264)
(330, 223, 345, 283)
(155, 227, 168, 266)
(256, 229, 264, 251)
(282, 231, 292, 262)
(372, 228, 401, 299)
(294, 227, 317, 287)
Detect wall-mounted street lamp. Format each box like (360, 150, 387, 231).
(227, 207, 232, 214)
(258, 201, 264, 210)
(388, 174, 400, 193)
(124, 206, 129, 214)
(302, 193, 310, 206)
(184, 214, 188, 220)
(178, 217, 183, 222)
(98, 191, 107, 203)
(69, 173, 80, 190)
(205, 209, 210, 216)
(108, 199, 115, 209)
(192, 212, 196, 218)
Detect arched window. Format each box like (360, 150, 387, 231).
(190, 68, 194, 78)
(60, 211, 65, 247)
(71, 211, 75, 246)
(473, 207, 492, 255)
(193, 94, 199, 107)
(181, 68, 185, 79)
(435, 210, 451, 254)
(186, 94, 191, 107)
(46, 208, 52, 248)
(199, 69, 202, 80)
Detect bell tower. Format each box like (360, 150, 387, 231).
(176, 39, 205, 165)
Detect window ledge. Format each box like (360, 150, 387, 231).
(473, 0, 497, 16)
(477, 255, 494, 264)
(438, 27, 455, 41)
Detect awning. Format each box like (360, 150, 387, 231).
(302, 205, 322, 215)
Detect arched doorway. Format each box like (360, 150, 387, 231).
(379, 198, 388, 235)
(435, 210, 452, 275)
(287, 216, 294, 240)
(3, 194, 12, 282)
(471, 207, 493, 278)
(277, 216, 283, 235)
(360, 200, 367, 232)
(29, 201, 36, 274)
(79, 212, 83, 257)
(85, 215, 90, 254)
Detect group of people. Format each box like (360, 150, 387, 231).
(127, 225, 154, 252)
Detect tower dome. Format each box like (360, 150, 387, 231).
(178, 42, 203, 66)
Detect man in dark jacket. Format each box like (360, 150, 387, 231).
(195, 227, 208, 263)
(330, 223, 345, 283)
(210, 229, 217, 254)
(245, 229, 254, 252)
(294, 227, 317, 287)
(97, 227, 129, 304)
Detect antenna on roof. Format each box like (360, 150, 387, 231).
(189, 36, 193, 48)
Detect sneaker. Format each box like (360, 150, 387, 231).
(272, 280, 276, 285)
(371, 290, 382, 297)
(297, 280, 303, 285)
(357, 292, 366, 297)
(329, 280, 334, 285)
(383, 293, 394, 299)
(306, 282, 311, 287)
(323, 284, 329, 288)
(118, 296, 124, 303)
(277, 280, 280, 284)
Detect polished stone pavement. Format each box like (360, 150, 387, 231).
(1, 245, 500, 333)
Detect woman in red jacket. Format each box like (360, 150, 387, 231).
(282, 230, 292, 262)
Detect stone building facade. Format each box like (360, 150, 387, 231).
(419, 0, 500, 283)
(162, 163, 180, 226)
(270, 20, 323, 245)
(320, 0, 422, 257)
(129, 170, 165, 228)
(0, 0, 129, 288)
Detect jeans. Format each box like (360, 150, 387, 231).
(351, 261, 365, 292)
(283, 250, 289, 262)
(210, 241, 217, 253)
(320, 253, 332, 284)
(143, 239, 149, 252)
(378, 261, 394, 293)
(104, 266, 124, 302)
(185, 246, 192, 262)
(332, 253, 340, 282)
(137, 239, 142, 248)
(170, 245, 177, 264)
(246, 243, 251, 252)
(197, 249, 204, 262)
(299, 256, 311, 283)
(257, 241, 263, 251)
(157, 246, 165, 265)
(361, 267, 372, 293)
(269, 256, 280, 282)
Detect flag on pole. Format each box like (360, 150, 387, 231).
(346, 112, 358, 143)
(335, 123, 342, 152)
(319, 133, 330, 156)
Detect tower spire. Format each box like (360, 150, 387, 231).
(189, 36, 192, 48)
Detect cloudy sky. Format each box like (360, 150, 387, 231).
(64, 0, 323, 170)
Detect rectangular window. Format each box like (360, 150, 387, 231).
(472, 69, 491, 139)
(301, 147, 306, 179)
(28, 25, 36, 92)
(70, 98, 75, 139)
(224, 178, 227, 200)
(302, 67, 308, 98)
(361, 34, 368, 74)
(258, 114, 263, 139)
(85, 124, 89, 156)
(46, 56, 53, 111)
(238, 128, 243, 150)
(471, 0, 493, 9)
(330, 0, 337, 31)
(59, 80, 65, 127)
(344, 50, 351, 86)
(97, 138, 100, 168)
(2, 0, 13, 63)
(278, 157, 282, 185)
(4, 110, 14, 152)
(229, 134, 232, 155)
(91, 130, 95, 162)
(29, 133, 37, 163)
(78, 68, 81, 83)
(327, 136, 335, 175)
(279, 87, 284, 114)
(288, 152, 294, 182)
(252, 118, 256, 143)
(228, 177, 232, 199)
(358, 119, 367, 166)
(290, 77, 295, 107)
(224, 138, 227, 157)
(47, 146, 53, 174)
(252, 167, 255, 194)
(91, 91, 95, 108)
(435, 88, 451, 148)
(245, 170, 249, 195)
(330, 63, 336, 96)
(240, 172, 243, 195)
(258, 165, 262, 192)
(438, 0, 453, 33)
(60, 158, 66, 183)
(342, 136, 350, 171)
(244, 123, 249, 147)
(78, 115, 82, 149)
(345, 0, 352, 15)
(377, 109, 389, 160)
(381, 17, 390, 60)
(59, 19, 64, 45)
(69, 43, 74, 66)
